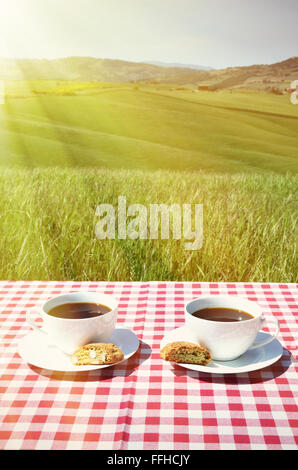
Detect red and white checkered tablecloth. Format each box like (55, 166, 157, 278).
(0, 281, 297, 450)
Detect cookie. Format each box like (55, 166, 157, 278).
(160, 341, 211, 365)
(71, 343, 124, 365)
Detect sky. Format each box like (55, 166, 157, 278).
(0, 0, 297, 69)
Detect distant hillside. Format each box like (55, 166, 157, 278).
(0, 56, 297, 90)
(0, 57, 210, 82)
(144, 60, 213, 70)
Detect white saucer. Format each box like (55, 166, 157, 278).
(160, 326, 283, 374)
(18, 328, 139, 372)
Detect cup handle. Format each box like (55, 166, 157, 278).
(248, 316, 280, 350)
(26, 309, 48, 336)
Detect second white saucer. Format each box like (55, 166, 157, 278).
(161, 326, 283, 374)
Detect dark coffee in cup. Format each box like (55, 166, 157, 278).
(47, 302, 111, 320)
(192, 307, 254, 322)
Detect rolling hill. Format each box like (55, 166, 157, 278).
(0, 85, 297, 173)
(144, 60, 213, 70)
(0, 56, 298, 91)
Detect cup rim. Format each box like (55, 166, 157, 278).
(185, 295, 262, 324)
(42, 292, 118, 321)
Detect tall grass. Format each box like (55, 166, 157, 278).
(0, 168, 296, 282)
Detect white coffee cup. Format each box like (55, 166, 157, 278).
(26, 292, 118, 355)
(185, 295, 280, 361)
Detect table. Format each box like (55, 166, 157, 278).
(0, 281, 297, 450)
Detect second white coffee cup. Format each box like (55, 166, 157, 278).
(185, 295, 280, 361)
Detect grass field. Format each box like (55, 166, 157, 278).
(0, 82, 297, 281)
(1, 82, 298, 173)
(0, 168, 296, 282)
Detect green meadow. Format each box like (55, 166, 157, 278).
(0, 82, 297, 281)
(1, 82, 298, 173)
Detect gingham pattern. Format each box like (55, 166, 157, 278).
(0, 281, 297, 450)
